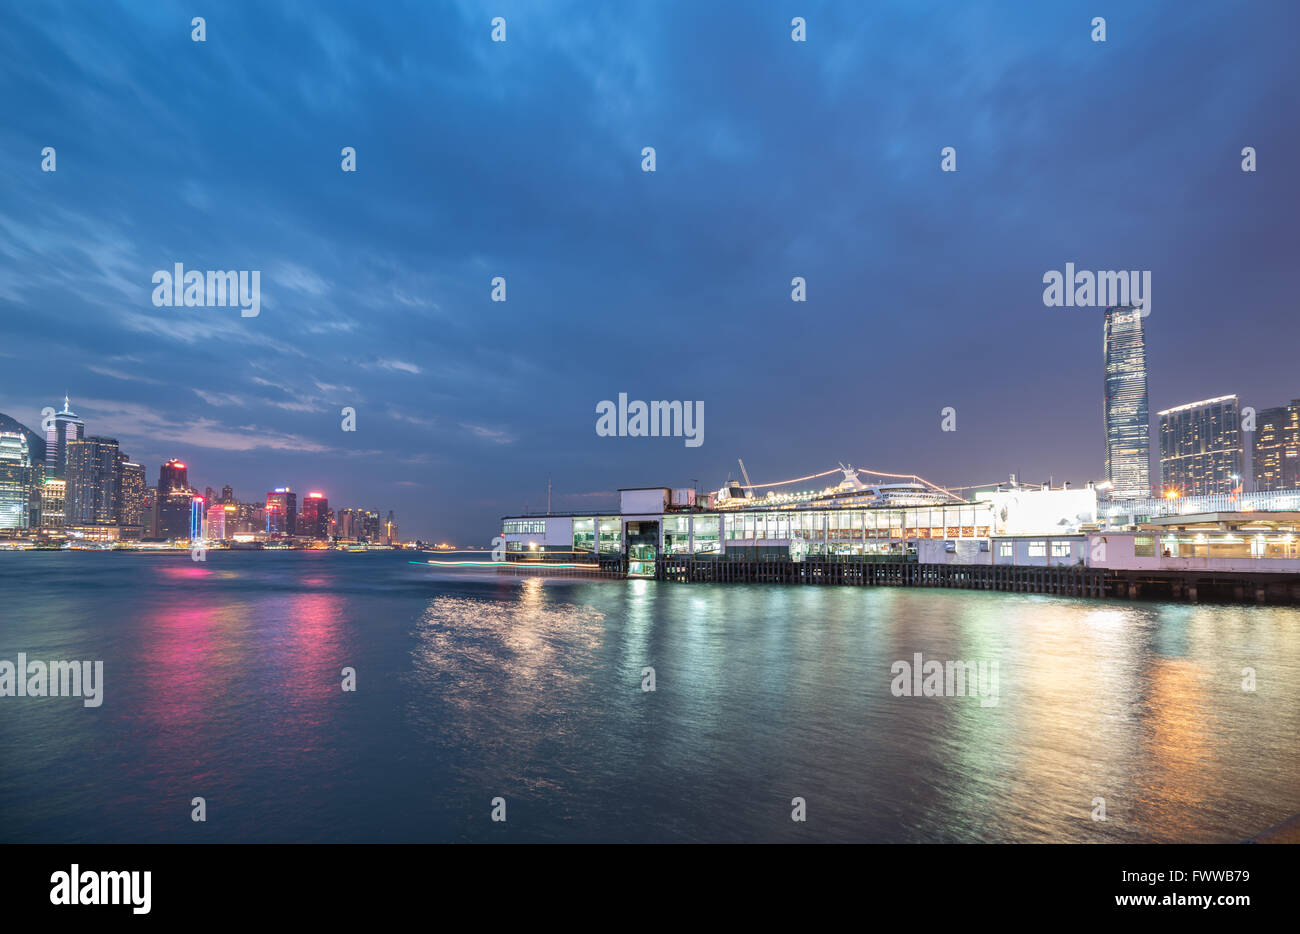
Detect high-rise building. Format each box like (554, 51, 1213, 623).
(361, 510, 382, 543)
(1158, 395, 1243, 496)
(140, 486, 158, 537)
(1103, 305, 1152, 499)
(235, 501, 264, 536)
(266, 488, 297, 537)
(299, 492, 329, 539)
(221, 484, 235, 504)
(190, 496, 205, 541)
(0, 432, 35, 529)
(65, 436, 121, 526)
(116, 458, 146, 534)
(40, 477, 66, 529)
(158, 459, 193, 539)
(44, 395, 84, 481)
(1253, 400, 1300, 492)
(384, 511, 399, 546)
(204, 501, 229, 541)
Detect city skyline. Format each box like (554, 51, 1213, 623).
(2, 2, 1299, 542)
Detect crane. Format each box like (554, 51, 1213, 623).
(737, 458, 753, 489)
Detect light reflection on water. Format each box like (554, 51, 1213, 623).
(0, 552, 1297, 842)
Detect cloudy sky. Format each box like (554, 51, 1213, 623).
(1, 0, 1297, 540)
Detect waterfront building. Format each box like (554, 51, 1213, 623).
(65, 435, 120, 526)
(157, 459, 193, 540)
(1253, 400, 1300, 492)
(299, 492, 328, 539)
(1157, 395, 1242, 496)
(204, 501, 229, 541)
(235, 501, 264, 536)
(190, 496, 205, 541)
(140, 486, 157, 537)
(266, 488, 297, 537)
(44, 395, 84, 480)
(0, 432, 35, 529)
(1103, 306, 1151, 499)
(116, 458, 146, 535)
(40, 477, 66, 529)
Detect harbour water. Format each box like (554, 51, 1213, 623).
(1, 551, 1297, 843)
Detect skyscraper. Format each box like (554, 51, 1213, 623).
(220, 484, 234, 504)
(384, 511, 399, 546)
(65, 436, 121, 526)
(0, 432, 35, 529)
(299, 492, 328, 539)
(1158, 395, 1243, 496)
(158, 459, 193, 539)
(266, 488, 297, 537)
(116, 458, 147, 535)
(1253, 400, 1300, 492)
(44, 395, 84, 480)
(1103, 305, 1151, 499)
(40, 478, 66, 529)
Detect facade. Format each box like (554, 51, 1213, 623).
(1253, 400, 1300, 492)
(204, 502, 232, 541)
(190, 497, 205, 540)
(157, 459, 193, 539)
(265, 488, 297, 537)
(1157, 395, 1242, 496)
(1103, 305, 1151, 499)
(44, 396, 84, 481)
(298, 492, 328, 539)
(502, 485, 1096, 570)
(0, 432, 35, 529)
(384, 511, 398, 545)
(116, 458, 146, 535)
(65, 436, 121, 526)
(40, 477, 66, 529)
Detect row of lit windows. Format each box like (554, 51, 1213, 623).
(503, 519, 546, 534)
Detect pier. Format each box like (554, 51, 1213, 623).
(497, 556, 1300, 603)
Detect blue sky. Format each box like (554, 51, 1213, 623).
(1, 0, 1297, 540)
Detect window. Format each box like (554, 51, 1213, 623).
(572, 518, 595, 553)
(1027, 541, 1047, 557)
(998, 542, 1013, 557)
(1134, 535, 1155, 557)
(503, 519, 546, 534)
(693, 516, 720, 554)
(598, 518, 621, 554)
(1051, 541, 1071, 558)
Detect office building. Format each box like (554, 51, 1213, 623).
(1158, 395, 1243, 496)
(1103, 306, 1152, 499)
(44, 395, 84, 480)
(1254, 400, 1300, 492)
(65, 436, 121, 526)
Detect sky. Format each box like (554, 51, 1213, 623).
(1, 0, 1297, 542)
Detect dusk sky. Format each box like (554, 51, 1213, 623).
(2, 0, 1297, 541)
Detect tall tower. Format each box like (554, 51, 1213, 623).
(158, 459, 193, 539)
(65, 436, 121, 526)
(45, 395, 85, 481)
(1158, 396, 1242, 496)
(1103, 306, 1151, 499)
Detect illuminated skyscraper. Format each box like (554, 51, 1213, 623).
(40, 478, 66, 529)
(1158, 395, 1242, 496)
(1103, 305, 1151, 499)
(266, 488, 297, 537)
(116, 457, 146, 534)
(190, 496, 205, 541)
(65, 436, 121, 526)
(0, 432, 34, 529)
(158, 459, 193, 539)
(1253, 400, 1300, 492)
(44, 395, 84, 480)
(299, 492, 328, 539)
(384, 511, 399, 546)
